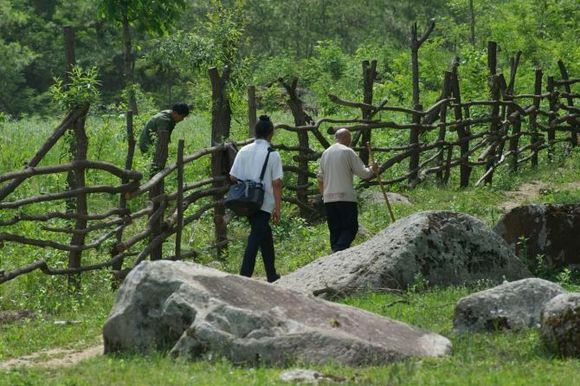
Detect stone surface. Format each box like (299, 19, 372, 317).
(276, 211, 531, 298)
(279, 369, 345, 384)
(494, 204, 580, 269)
(541, 293, 580, 357)
(361, 191, 412, 206)
(453, 278, 565, 332)
(103, 261, 451, 366)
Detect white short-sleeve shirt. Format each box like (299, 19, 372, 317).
(229, 139, 284, 213)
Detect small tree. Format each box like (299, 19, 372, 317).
(98, 0, 186, 114)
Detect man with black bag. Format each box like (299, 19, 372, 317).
(229, 115, 283, 282)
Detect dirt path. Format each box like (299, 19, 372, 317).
(0, 342, 103, 371)
(498, 181, 580, 212)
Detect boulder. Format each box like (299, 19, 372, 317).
(103, 261, 451, 366)
(362, 191, 412, 206)
(541, 293, 580, 357)
(453, 278, 565, 332)
(494, 204, 580, 270)
(276, 211, 531, 298)
(279, 369, 345, 383)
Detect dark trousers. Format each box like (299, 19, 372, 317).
(325, 201, 359, 252)
(240, 210, 279, 282)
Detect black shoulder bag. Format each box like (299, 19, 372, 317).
(225, 148, 272, 216)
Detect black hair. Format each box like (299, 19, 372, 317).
(254, 115, 274, 139)
(172, 102, 190, 117)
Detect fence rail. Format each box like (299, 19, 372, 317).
(0, 36, 578, 285)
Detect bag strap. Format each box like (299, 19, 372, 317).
(259, 148, 273, 182)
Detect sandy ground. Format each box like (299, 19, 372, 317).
(499, 181, 580, 212)
(0, 342, 103, 370)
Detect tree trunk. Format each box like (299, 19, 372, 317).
(468, 0, 476, 45)
(122, 14, 138, 114)
(209, 67, 232, 257)
(67, 107, 90, 289)
(279, 78, 312, 219)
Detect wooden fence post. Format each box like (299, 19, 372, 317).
(507, 52, 522, 172)
(63, 26, 75, 84)
(279, 77, 312, 218)
(451, 61, 471, 188)
(67, 106, 89, 288)
(64, 26, 77, 215)
(487, 41, 497, 76)
(484, 75, 501, 185)
(408, 21, 434, 187)
(530, 69, 543, 168)
(546, 76, 557, 161)
(411, 20, 435, 107)
(436, 72, 452, 184)
(356, 60, 377, 164)
(248, 85, 257, 138)
(557, 60, 577, 147)
(483, 41, 499, 185)
(409, 104, 422, 186)
(209, 66, 231, 256)
(148, 130, 170, 261)
(112, 110, 135, 277)
(175, 139, 185, 260)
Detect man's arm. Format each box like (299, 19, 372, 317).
(349, 149, 375, 180)
(317, 153, 325, 195)
(272, 179, 282, 224)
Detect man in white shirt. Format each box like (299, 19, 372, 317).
(229, 115, 283, 282)
(317, 129, 377, 252)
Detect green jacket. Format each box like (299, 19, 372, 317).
(139, 110, 176, 153)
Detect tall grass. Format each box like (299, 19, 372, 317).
(0, 112, 579, 385)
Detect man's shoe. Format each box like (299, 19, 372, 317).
(268, 274, 281, 283)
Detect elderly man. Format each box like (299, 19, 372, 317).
(317, 129, 377, 252)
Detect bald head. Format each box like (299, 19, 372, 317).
(335, 129, 352, 146)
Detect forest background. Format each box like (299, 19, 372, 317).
(1, 0, 578, 121)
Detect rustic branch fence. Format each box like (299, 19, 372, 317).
(0, 25, 578, 286)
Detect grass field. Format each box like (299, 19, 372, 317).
(1, 112, 579, 385)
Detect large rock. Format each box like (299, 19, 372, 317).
(103, 261, 451, 366)
(494, 204, 580, 270)
(361, 191, 412, 206)
(276, 211, 531, 298)
(453, 278, 565, 332)
(541, 293, 580, 357)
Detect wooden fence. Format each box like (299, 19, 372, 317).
(0, 30, 577, 285)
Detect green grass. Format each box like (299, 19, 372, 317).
(2, 286, 579, 385)
(1, 114, 580, 385)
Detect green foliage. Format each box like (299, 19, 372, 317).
(1, 0, 578, 115)
(0, 39, 36, 115)
(97, 0, 186, 35)
(49, 66, 101, 110)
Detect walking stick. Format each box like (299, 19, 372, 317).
(366, 142, 396, 223)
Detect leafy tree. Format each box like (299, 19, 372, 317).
(97, 0, 186, 113)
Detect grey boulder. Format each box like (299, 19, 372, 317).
(103, 261, 451, 366)
(494, 204, 580, 270)
(453, 278, 565, 332)
(276, 211, 531, 298)
(541, 293, 580, 357)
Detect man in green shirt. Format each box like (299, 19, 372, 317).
(139, 102, 190, 154)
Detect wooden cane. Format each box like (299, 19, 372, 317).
(366, 142, 396, 223)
